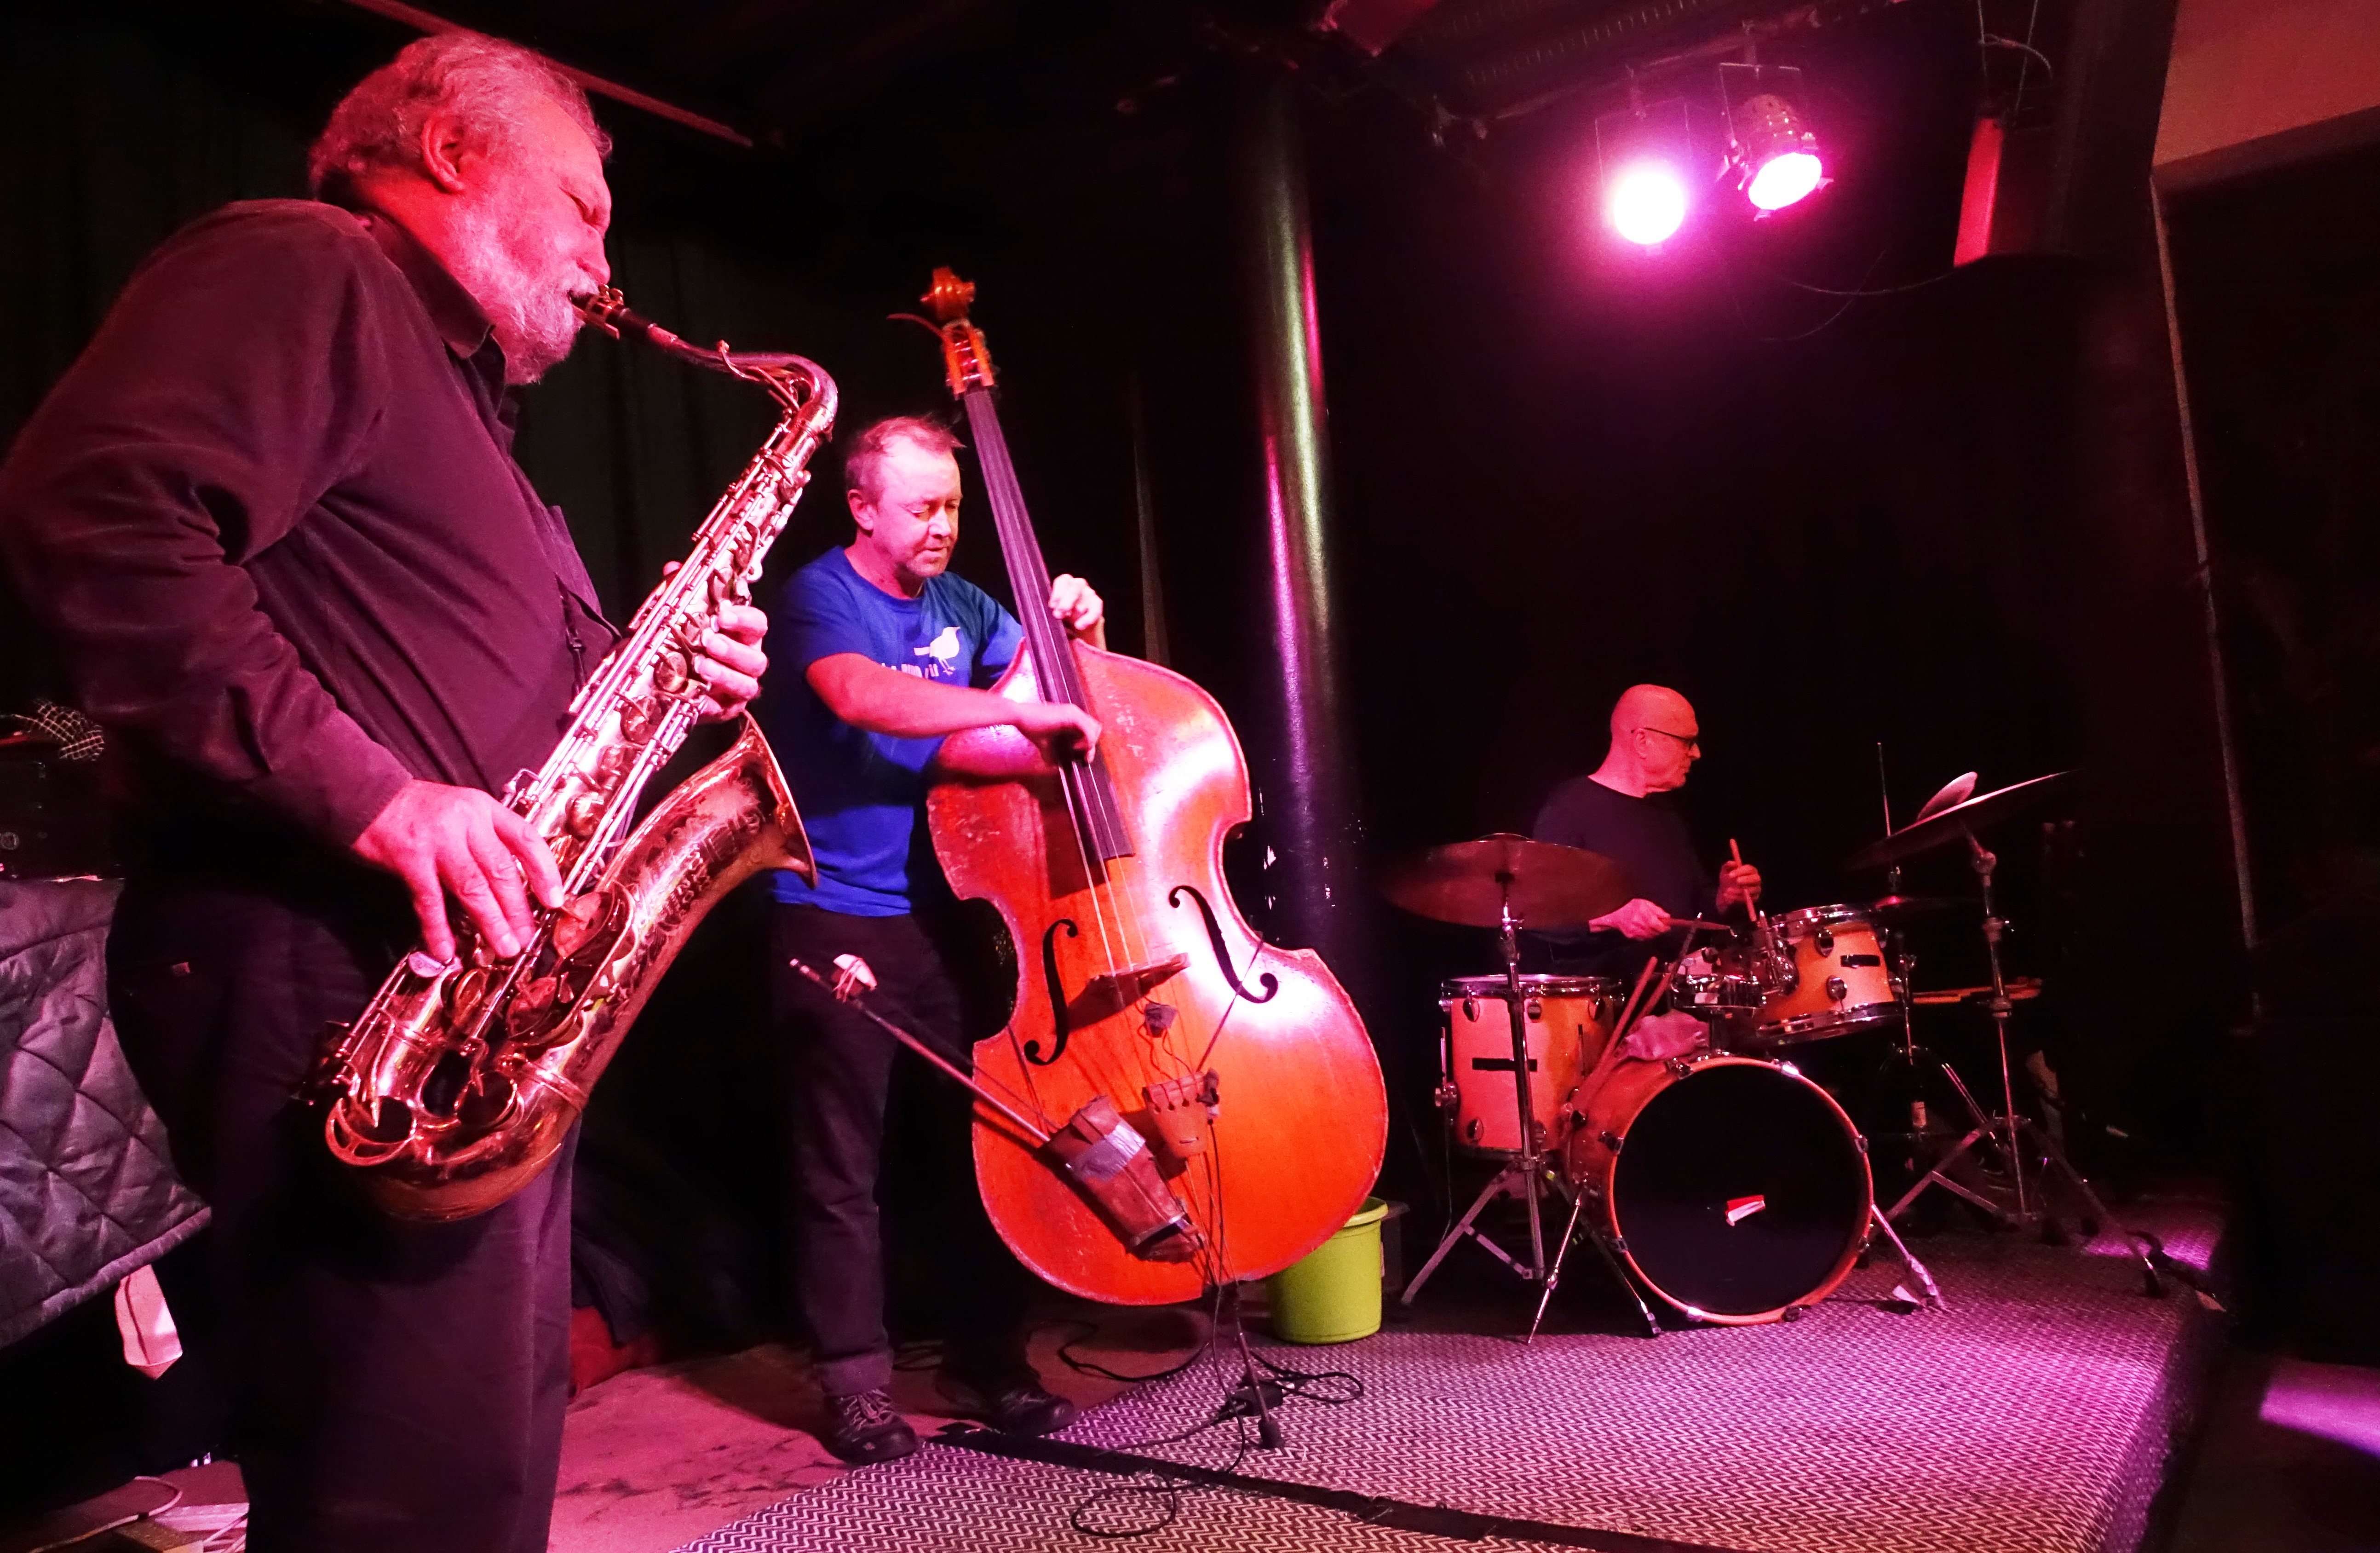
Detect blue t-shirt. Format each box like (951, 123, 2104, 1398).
(760, 546, 1023, 915)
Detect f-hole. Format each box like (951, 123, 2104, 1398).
(1032, 919, 1080, 1064)
(1168, 885, 1278, 1004)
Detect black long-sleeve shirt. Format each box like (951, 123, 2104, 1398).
(1531, 774, 1716, 977)
(0, 200, 614, 858)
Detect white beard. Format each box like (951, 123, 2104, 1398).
(445, 201, 583, 385)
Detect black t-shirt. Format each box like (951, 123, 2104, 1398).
(1530, 775, 1715, 977)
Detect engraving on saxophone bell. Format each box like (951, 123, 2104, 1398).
(314, 296, 835, 1222)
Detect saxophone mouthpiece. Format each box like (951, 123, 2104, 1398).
(573, 288, 627, 339)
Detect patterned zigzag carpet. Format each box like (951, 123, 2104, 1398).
(676, 1198, 2221, 1553)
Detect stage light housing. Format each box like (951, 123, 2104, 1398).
(1721, 66, 1826, 215)
(1595, 96, 1696, 248)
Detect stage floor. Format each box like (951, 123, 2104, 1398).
(553, 1192, 2225, 1553)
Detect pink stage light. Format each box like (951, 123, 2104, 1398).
(1746, 149, 1824, 211)
(1608, 163, 1689, 246)
(1730, 90, 1825, 215)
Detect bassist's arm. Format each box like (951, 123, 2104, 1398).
(807, 654, 1102, 756)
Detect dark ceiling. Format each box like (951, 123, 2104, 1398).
(341, 0, 1898, 159)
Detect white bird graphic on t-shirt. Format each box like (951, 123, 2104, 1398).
(916, 625, 963, 673)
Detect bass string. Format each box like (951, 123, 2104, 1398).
(958, 386, 1216, 1235)
(960, 393, 1144, 1035)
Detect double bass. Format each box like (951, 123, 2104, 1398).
(911, 270, 1385, 1306)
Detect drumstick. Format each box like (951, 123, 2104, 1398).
(1581, 941, 1694, 1097)
(1728, 838, 1764, 928)
(1608, 954, 1663, 1046)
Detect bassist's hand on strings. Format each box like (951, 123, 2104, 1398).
(1015, 701, 1103, 763)
(1048, 573, 1106, 649)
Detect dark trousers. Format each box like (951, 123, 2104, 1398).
(767, 902, 1031, 1397)
(109, 872, 573, 1553)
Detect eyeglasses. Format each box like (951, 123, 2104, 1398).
(1635, 726, 1702, 753)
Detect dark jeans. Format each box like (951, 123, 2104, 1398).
(109, 870, 573, 1553)
(767, 901, 1032, 1397)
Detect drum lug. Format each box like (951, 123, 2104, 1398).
(1464, 1118, 1482, 1144)
(1433, 1081, 1460, 1114)
(1825, 976, 1848, 1003)
(1529, 1121, 1548, 1150)
(1524, 998, 1543, 1021)
(1598, 1129, 1622, 1153)
(1855, 1132, 1869, 1154)
(1608, 1234, 1627, 1254)
(1665, 1057, 1693, 1079)
(1782, 1304, 1808, 1323)
(1814, 928, 1834, 957)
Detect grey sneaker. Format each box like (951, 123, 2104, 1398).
(938, 1367, 1080, 1437)
(823, 1387, 919, 1464)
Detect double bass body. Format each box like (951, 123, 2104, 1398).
(905, 267, 1384, 1307)
(933, 642, 1387, 1306)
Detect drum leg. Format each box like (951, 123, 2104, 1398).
(2021, 1118, 2183, 1300)
(1587, 1225, 1662, 1339)
(1403, 1157, 1535, 1305)
(1526, 1181, 1591, 1345)
(1867, 1205, 1945, 1310)
(1887, 1121, 2014, 1224)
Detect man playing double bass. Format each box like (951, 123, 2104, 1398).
(757, 415, 1101, 1463)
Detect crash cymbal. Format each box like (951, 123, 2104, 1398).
(1380, 833, 1636, 931)
(1865, 894, 1967, 917)
(1846, 771, 2073, 871)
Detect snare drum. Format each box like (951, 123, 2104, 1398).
(1754, 904, 1900, 1045)
(1439, 975, 1623, 1154)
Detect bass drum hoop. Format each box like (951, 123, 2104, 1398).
(1590, 1056, 1873, 1324)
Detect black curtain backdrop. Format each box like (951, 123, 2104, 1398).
(1, 0, 2242, 1341)
(2166, 138, 2380, 932)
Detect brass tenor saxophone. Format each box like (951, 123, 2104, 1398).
(310, 290, 836, 1220)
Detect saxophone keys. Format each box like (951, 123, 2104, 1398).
(565, 789, 606, 838)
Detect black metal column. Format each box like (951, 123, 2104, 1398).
(1235, 72, 1364, 970)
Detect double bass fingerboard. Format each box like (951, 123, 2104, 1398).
(958, 388, 1135, 874)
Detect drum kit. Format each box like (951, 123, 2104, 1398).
(1383, 770, 2171, 1340)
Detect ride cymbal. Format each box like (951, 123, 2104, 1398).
(1845, 771, 2073, 871)
(1380, 833, 1636, 931)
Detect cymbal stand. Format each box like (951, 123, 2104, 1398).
(1403, 875, 1558, 1310)
(1886, 832, 2168, 1295)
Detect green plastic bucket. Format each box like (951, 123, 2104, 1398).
(1265, 1197, 1391, 1344)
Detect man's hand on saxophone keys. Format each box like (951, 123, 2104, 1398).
(659, 560, 770, 722)
(692, 600, 769, 722)
(351, 781, 567, 965)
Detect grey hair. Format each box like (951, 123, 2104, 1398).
(845, 416, 965, 507)
(308, 32, 611, 202)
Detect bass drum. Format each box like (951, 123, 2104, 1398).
(1562, 1056, 1872, 1324)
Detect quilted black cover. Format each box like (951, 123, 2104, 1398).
(0, 879, 207, 1348)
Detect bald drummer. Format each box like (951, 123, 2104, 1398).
(1531, 684, 1761, 980)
